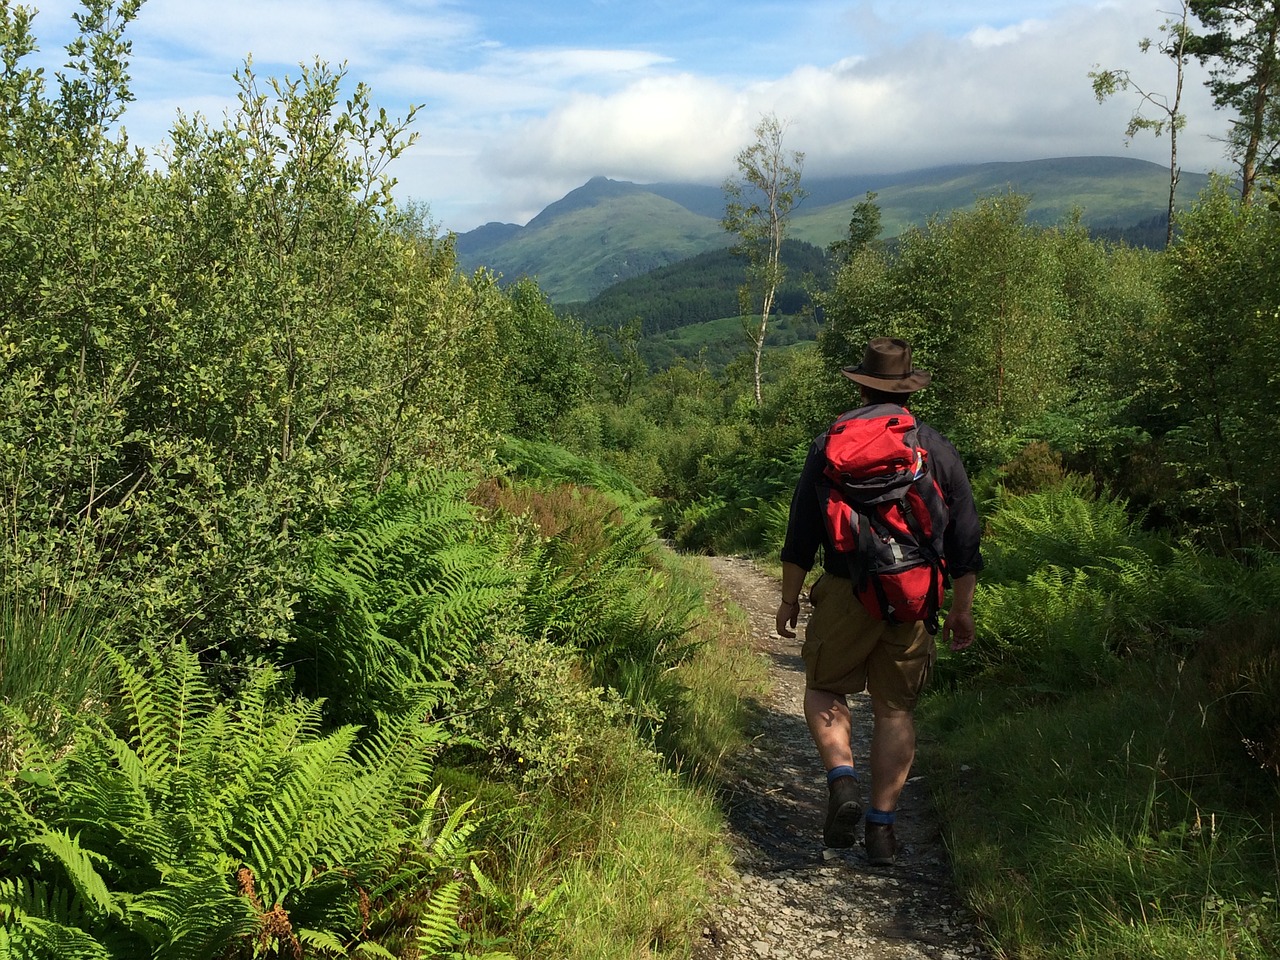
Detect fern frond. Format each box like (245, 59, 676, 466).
(351, 940, 398, 958)
(350, 699, 446, 813)
(294, 475, 522, 724)
(296, 926, 349, 956)
(242, 730, 361, 903)
(26, 831, 118, 919)
(0, 877, 85, 927)
(126, 870, 257, 959)
(104, 644, 215, 784)
(0, 778, 47, 850)
(0, 913, 109, 960)
(418, 792, 478, 868)
(412, 879, 463, 954)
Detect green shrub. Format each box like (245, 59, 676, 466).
(446, 626, 628, 790)
(1, 6, 516, 669)
(997, 441, 1069, 494)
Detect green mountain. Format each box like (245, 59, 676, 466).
(455, 157, 1208, 303)
(455, 177, 725, 303)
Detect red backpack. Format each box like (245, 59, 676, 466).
(817, 404, 950, 633)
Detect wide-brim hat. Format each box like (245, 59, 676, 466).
(840, 337, 931, 393)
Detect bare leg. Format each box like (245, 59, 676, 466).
(804, 688, 854, 770)
(806, 687, 864, 847)
(868, 701, 915, 812)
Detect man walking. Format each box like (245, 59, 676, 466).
(775, 337, 982, 865)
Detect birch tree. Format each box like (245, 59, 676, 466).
(1090, 0, 1192, 245)
(722, 113, 805, 406)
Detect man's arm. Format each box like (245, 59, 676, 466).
(776, 438, 827, 638)
(941, 571, 976, 651)
(776, 560, 808, 638)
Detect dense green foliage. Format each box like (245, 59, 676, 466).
(0, 5, 752, 958)
(0, 4, 512, 663)
(5, 2, 1280, 959)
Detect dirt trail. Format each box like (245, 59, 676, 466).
(693, 556, 992, 960)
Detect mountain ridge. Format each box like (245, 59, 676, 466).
(456, 157, 1206, 303)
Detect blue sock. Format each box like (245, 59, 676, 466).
(826, 765, 856, 785)
(866, 807, 896, 825)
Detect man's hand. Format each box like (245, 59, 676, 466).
(776, 599, 799, 639)
(941, 607, 975, 651)
(776, 561, 808, 639)
(941, 572, 977, 651)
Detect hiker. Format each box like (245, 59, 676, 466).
(775, 336, 982, 865)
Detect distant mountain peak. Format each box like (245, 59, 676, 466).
(527, 176, 645, 228)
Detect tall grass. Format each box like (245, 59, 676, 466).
(0, 597, 113, 754)
(922, 656, 1280, 959)
(474, 726, 732, 960)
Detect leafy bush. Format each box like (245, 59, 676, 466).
(1, 7, 514, 666)
(446, 627, 627, 789)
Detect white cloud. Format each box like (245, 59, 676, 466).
(134, 0, 473, 66)
(447, 0, 1232, 230)
(966, 20, 1049, 48)
(24, 0, 1241, 233)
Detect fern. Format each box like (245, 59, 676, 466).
(127, 870, 258, 960)
(0, 876, 112, 959)
(496, 436, 650, 510)
(984, 478, 1165, 583)
(292, 474, 522, 727)
(412, 880, 464, 956)
(25, 832, 119, 921)
(969, 478, 1280, 688)
(1, 642, 482, 958)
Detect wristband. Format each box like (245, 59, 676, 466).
(782, 597, 799, 607)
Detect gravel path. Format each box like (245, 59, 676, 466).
(693, 556, 993, 960)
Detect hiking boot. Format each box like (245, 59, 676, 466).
(822, 776, 862, 848)
(864, 821, 897, 866)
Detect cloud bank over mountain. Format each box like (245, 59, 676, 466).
(29, 0, 1229, 232)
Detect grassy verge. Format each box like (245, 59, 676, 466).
(448, 546, 769, 959)
(920, 657, 1280, 960)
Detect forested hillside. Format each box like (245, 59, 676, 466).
(563, 240, 828, 335)
(3, 4, 1279, 960)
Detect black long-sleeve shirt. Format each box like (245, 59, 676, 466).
(780, 414, 984, 579)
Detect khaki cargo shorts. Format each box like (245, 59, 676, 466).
(801, 573, 936, 711)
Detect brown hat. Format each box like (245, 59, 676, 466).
(841, 337, 931, 393)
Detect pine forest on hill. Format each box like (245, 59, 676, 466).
(4, 4, 1280, 960)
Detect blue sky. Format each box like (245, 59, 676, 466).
(26, 0, 1230, 233)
